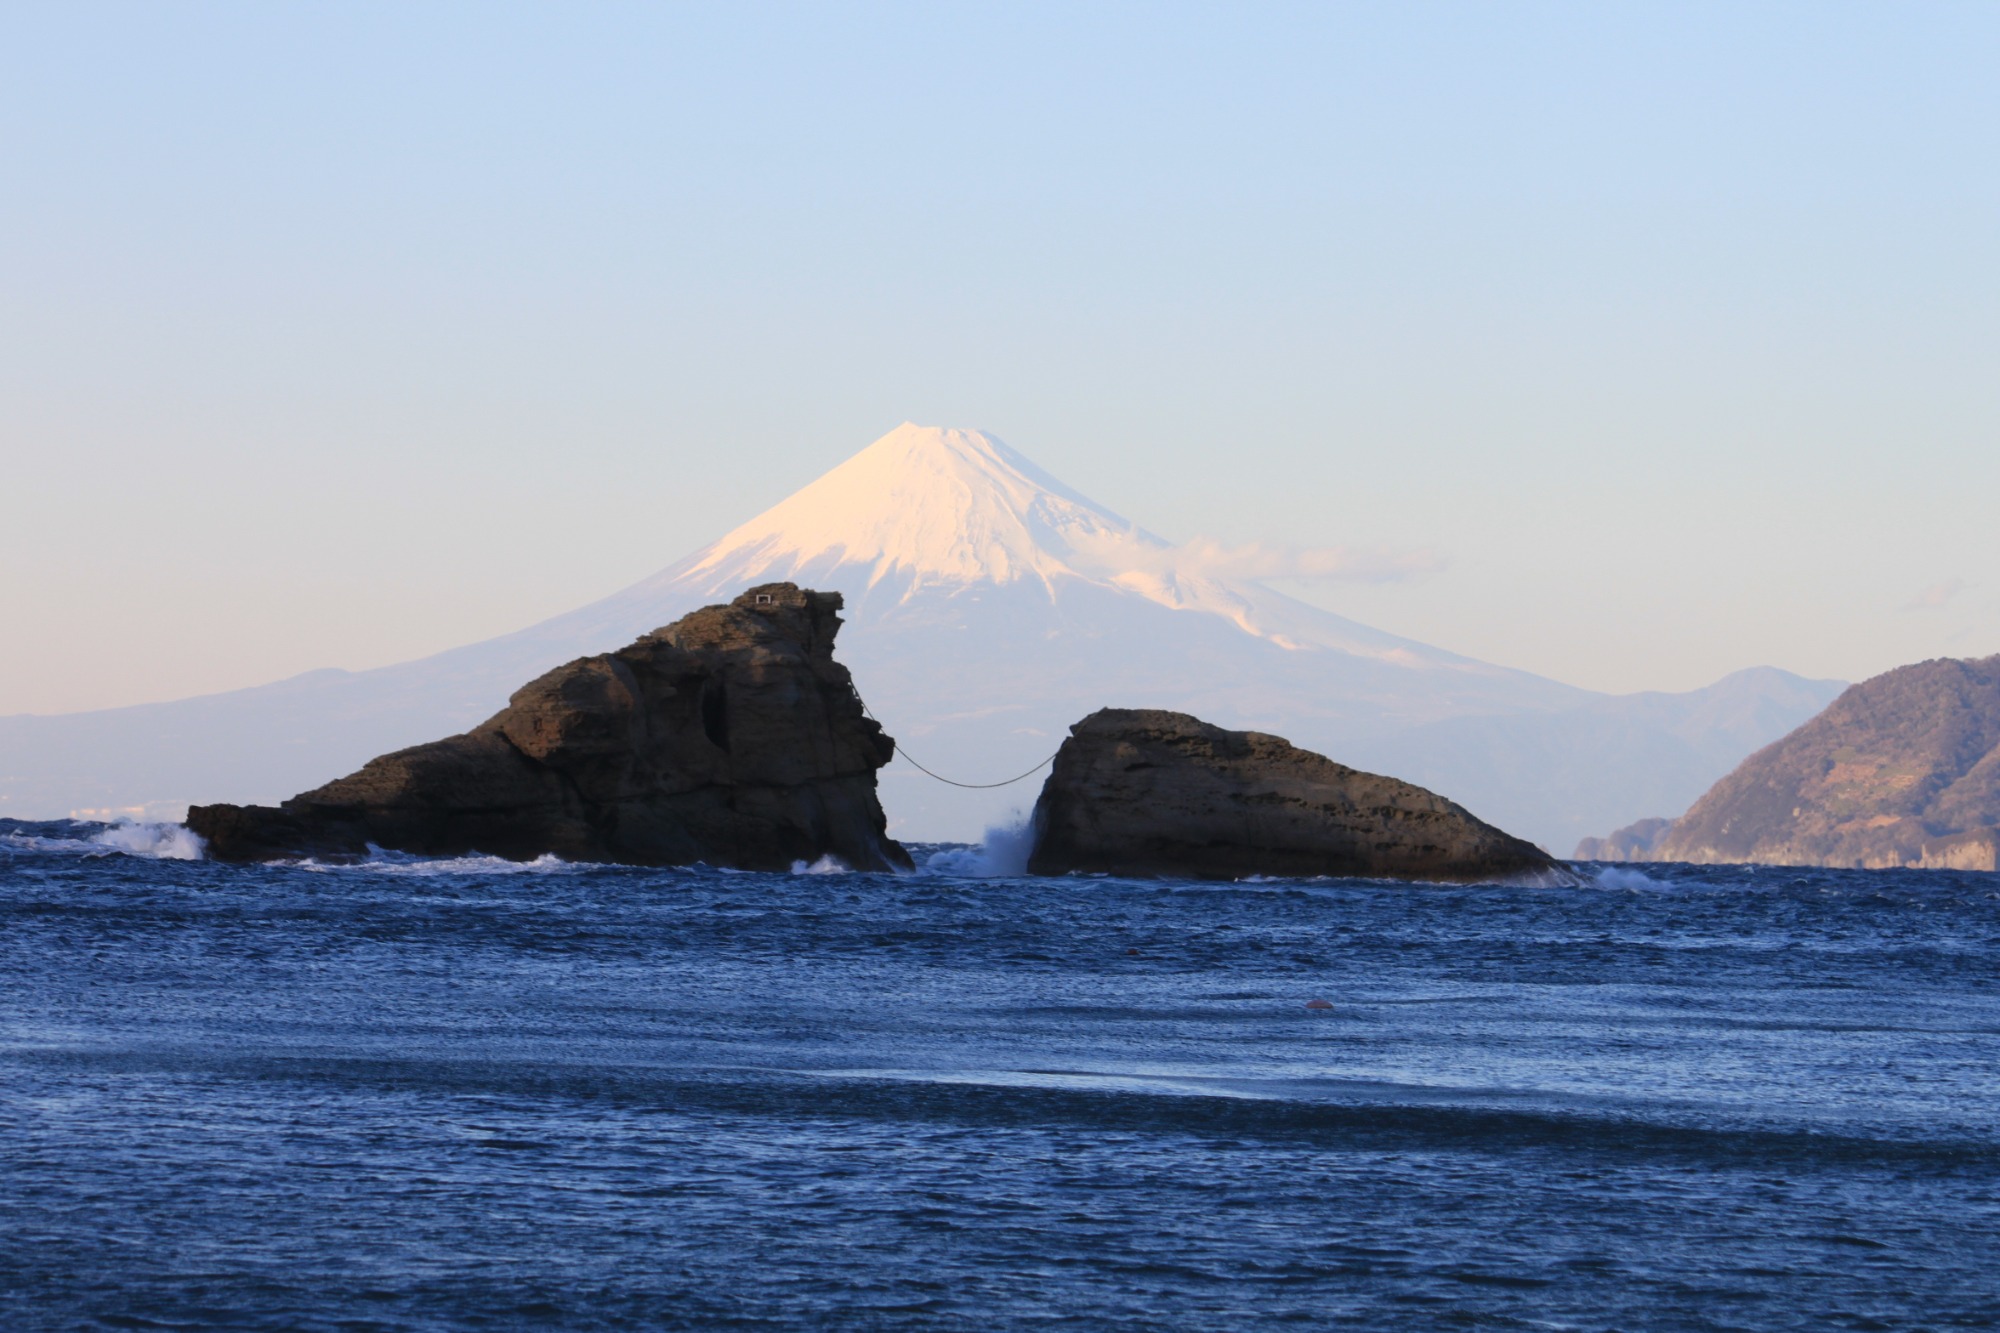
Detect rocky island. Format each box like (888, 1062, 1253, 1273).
(1578, 653, 2000, 871)
(1573, 817, 1675, 863)
(187, 584, 911, 871)
(1027, 708, 1562, 883)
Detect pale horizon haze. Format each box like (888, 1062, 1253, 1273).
(4, 2, 1996, 716)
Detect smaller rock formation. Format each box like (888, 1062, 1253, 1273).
(188, 585, 911, 871)
(1574, 816, 1677, 862)
(1651, 654, 2000, 871)
(1027, 708, 1562, 883)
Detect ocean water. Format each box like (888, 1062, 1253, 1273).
(3, 819, 1997, 1331)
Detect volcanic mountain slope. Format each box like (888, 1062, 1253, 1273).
(0, 424, 1843, 846)
(1643, 655, 2000, 871)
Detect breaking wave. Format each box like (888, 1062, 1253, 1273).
(93, 821, 207, 860)
(0, 819, 205, 861)
(923, 818, 1036, 877)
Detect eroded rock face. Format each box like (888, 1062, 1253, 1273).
(188, 585, 911, 871)
(1027, 708, 1560, 883)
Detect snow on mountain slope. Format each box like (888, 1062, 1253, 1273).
(0, 424, 1838, 847)
(533, 424, 1506, 668)
(690, 424, 1130, 593)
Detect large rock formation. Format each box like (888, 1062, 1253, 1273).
(1027, 708, 1562, 883)
(1643, 654, 2000, 871)
(187, 585, 911, 871)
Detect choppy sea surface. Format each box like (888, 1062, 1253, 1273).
(3, 818, 1998, 1331)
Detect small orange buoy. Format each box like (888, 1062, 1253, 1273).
(1126, 948, 1140, 955)
(1305, 998, 1334, 1011)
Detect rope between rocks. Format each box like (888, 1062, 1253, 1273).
(860, 704, 1060, 789)
(893, 748, 1059, 789)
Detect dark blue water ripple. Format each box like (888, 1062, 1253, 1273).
(3, 818, 1998, 1330)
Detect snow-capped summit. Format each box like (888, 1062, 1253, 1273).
(573, 423, 1470, 667)
(0, 422, 1845, 847)
(685, 423, 1136, 592)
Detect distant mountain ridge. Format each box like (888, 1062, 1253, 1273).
(1383, 664, 1846, 856)
(0, 424, 1844, 846)
(1590, 655, 2000, 871)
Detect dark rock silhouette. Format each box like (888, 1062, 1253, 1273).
(188, 585, 911, 871)
(1027, 708, 1562, 883)
(1574, 816, 1677, 862)
(1651, 654, 2000, 871)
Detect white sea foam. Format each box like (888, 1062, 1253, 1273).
(1593, 866, 1676, 891)
(91, 821, 208, 860)
(0, 820, 207, 860)
(0, 832, 94, 857)
(790, 854, 852, 875)
(294, 851, 578, 876)
(923, 819, 1035, 878)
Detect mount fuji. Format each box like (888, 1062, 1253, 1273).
(0, 424, 1842, 849)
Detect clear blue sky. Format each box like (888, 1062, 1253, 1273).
(3, 1, 1995, 713)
